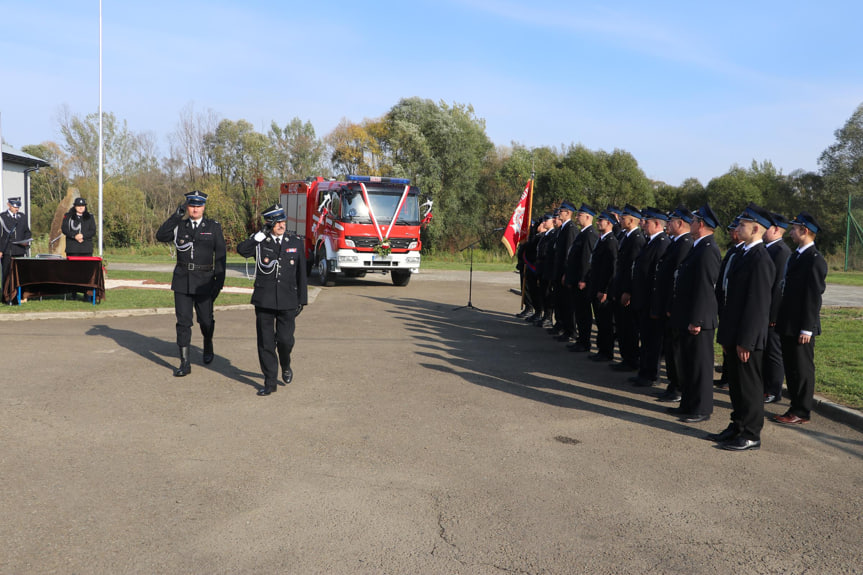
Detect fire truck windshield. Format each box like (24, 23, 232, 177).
(342, 187, 420, 225)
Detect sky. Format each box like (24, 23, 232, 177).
(1, 0, 862, 186)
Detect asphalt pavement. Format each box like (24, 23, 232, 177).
(1, 269, 862, 574)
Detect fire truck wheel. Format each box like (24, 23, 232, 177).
(391, 270, 411, 286)
(315, 253, 336, 287)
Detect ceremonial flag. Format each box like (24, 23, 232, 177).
(501, 180, 533, 257)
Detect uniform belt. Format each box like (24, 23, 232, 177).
(185, 263, 214, 271)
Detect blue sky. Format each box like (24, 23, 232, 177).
(1, 0, 861, 186)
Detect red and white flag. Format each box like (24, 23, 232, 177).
(501, 180, 533, 257)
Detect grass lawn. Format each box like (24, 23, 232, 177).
(816, 307, 863, 408)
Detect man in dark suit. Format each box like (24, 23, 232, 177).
(763, 214, 793, 404)
(550, 201, 577, 340)
(653, 206, 694, 402)
(773, 212, 828, 424)
(668, 205, 722, 423)
(237, 204, 309, 396)
(714, 219, 744, 389)
(708, 204, 775, 451)
(586, 211, 618, 361)
(610, 204, 645, 372)
(628, 207, 670, 387)
(529, 214, 554, 324)
(564, 204, 598, 351)
(156, 191, 227, 377)
(536, 211, 560, 328)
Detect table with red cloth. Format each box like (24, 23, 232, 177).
(2, 257, 105, 304)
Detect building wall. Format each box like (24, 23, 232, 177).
(2, 161, 28, 207)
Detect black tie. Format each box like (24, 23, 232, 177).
(192, 221, 198, 230)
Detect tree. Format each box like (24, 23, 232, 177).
(268, 118, 326, 181)
(818, 102, 863, 254)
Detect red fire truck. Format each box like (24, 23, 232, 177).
(280, 175, 431, 286)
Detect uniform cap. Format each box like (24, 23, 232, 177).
(598, 211, 616, 223)
(670, 205, 694, 224)
(262, 203, 287, 223)
(693, 204, 720, 229)
(622, 204, 642, 219)
(7, 197, 22, 207)
(184, 190, 208, 206)
(738, 203, 774, 229)
(641, 206, 670, 222)
(577, 203, 596, 217)
(606, 204, 623, 216)
(542, 212, 554, 221)
(790, 211, 822, 234)
(770, 212, 790, 230)
(558, 201, 576, 213)
(73, 197, 87, 207)
(727, 217, 740, 230)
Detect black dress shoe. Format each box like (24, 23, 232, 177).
(681, 414, 710, 423)
(655, 389, 682, 402)
(632, 377, 656, 388)
(588, 353, 612, 362)
(282, 368, 293, 385)
(610, 362, 637, 372)
(568, 343, 589, 352)
(713, 379, 728, 389)
(257, 388, 274, 396)
(720, 437, 761, 451)
(666, 406, 685, 415)
(704, 427, 739, 442)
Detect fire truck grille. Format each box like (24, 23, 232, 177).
(348, 236, 412, 249)
(362, 260, 400, 267)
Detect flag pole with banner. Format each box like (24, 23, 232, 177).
(501, 179, 534, 257)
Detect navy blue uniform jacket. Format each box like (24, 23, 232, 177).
(237, 234, 308, 310)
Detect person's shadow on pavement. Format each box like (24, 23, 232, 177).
(86, 324, 262, 390)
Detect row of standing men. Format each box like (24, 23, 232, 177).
(516, 200, 827, 451)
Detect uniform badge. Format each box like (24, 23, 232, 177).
(290, 259, 295, 265)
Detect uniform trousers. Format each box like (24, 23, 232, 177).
(525, 271, 541, 313)
(255, 306, 297, 386)
(763, 326, 785, 398)
(538, 277, 553, 319)
(637, 312, 664, 381)
(614, 302, 639, 367)
(174, 292, 214, 347)
(725, 347, 765, 441)
(573, 287, 593, 347)
(592, 298, 614, 357)
(677, 328, 715, 416)
(780, 335, 816, 419)
(558, 284, 575, 335)
(663, 323, 684, 395)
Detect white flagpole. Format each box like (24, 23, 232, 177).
(98, 0, 104, 256)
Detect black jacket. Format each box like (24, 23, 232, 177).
(766, 239, 793, 324)
(0, 210, 32, 257)
(630, 231, 669, 312)
(156, 214, 226, 296)
(716, 242, 775, 351)
(611, 227, 645, 299)
(564, 225, 598, 286)
(61, 209, 97, 256)
(670, 235, 721, 331)
(650, 233, 693, 318)
(776, 245, 827, 337)
(587, 231, 618, 298)
(237, 234, 308, 310)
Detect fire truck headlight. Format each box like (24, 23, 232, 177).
(344, 239, 356, 248)
(339, 255, 359, 263)
(407, 241, 418, 250)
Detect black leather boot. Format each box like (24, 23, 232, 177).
(174, 346, 191, 377)
(202, 338, 214, 364)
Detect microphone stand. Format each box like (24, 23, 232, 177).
(452, 227, 505, 312)
(453, 237, 483, 311)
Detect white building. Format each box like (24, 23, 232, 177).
(1, 143, 50, 230)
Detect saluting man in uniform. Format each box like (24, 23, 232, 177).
(155, 191, 226, 377)
(237, 204, 308, 397)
